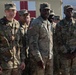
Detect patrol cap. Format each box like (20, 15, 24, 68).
(18, 9, 28, 16)
(50, 10, 55, 15)
(40, 2, 51, 10)
(5, 3, 16, 10)
(64, 5, 73, 11)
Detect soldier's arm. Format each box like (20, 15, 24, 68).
(55, 23, 62, 46)
(16, 23, 25, 70)
(22, 33, 29, 58)
(55, 23, 67, 54)
(16, 22, 26, 63)
(28, 24, 43, 62)
(19, 29, 26, 62)
(0, 25, 12, 59)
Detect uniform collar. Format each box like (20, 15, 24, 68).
(38, 16, 51, 25)
(3, 16, 14, 23)
(19, 21, 29, 28)
(63, 17, 75, 24)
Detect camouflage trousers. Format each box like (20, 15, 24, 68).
(29, 57, 53, 75)
(1, 68, 21, 75)
(59, 56, 76, 75)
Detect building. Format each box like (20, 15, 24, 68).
(0, 0, 62, 20)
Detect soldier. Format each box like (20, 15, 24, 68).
(0, 3, 25, 75)
(18, 9, 31, 75)
(55, 5, 76, 75)
(18, 9, 30, 52)
(48, 10, 58, 75)
(28, 2, 53, 75)
(18, 9, 31, 36)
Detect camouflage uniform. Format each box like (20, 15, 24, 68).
(55, 17, 76, 75)
(20, 22, 28, 35)
(19, 21, 29, 75)
(18, 9, 30, 75)
(19, 21, 29, 51)
(28, 14, 53, 75)
(18, 9, 30, 53)
(0, 10, 25, 75)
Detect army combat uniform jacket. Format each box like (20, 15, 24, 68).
(55, 18, 76, 56)
(55, 17, 76, 75)
(0, 17, 25, 69)
(28, 16, 53, 62)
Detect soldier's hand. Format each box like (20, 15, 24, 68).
(0, 66, 2, 74)
(20, 62, 25, 70)
(37, 60, 45, 69)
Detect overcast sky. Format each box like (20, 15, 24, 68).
(62, 0, 76, 6)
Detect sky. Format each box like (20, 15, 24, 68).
(62, 0, 76, 6)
